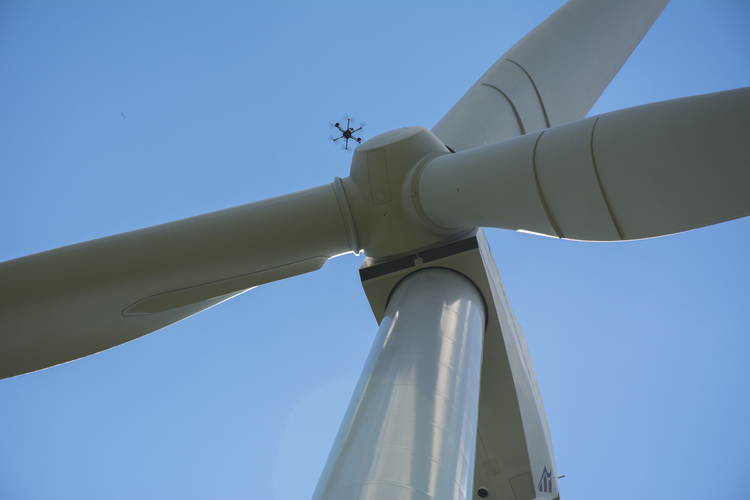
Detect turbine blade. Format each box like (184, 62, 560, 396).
(418, 88, 750, 241)
(0, 183, 358, 378)
(432, 0, 669, 152)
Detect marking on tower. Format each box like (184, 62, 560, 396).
(537, 466, 554, 493)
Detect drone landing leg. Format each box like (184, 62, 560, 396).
(312, 269, 484, 500)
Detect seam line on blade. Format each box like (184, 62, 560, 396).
(589, 117, 625, 240)
(506, 58, 550, 128)
(531, 131, 563, 238)
(480, 83, 526, 134)
(122, 257, 328, 316)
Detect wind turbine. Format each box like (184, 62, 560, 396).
(1, 2, 749, 500)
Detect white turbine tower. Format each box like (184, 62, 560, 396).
(1, 2, 748, 499)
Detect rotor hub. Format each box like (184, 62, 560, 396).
(340, 126, 466, 258)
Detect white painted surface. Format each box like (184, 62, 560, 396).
(313, 269, 485, 500)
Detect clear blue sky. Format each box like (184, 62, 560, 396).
(1, 1, 748, 499)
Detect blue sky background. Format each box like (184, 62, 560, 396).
(1, 1, 749, 499)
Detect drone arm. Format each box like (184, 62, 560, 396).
(0, 182, 358, 379)
(418, 87, 750, 241)
(431, 0, 670, 152)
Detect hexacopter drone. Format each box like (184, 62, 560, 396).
(331, 117, 363, 150)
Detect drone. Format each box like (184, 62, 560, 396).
(330, 117, 363, 150)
